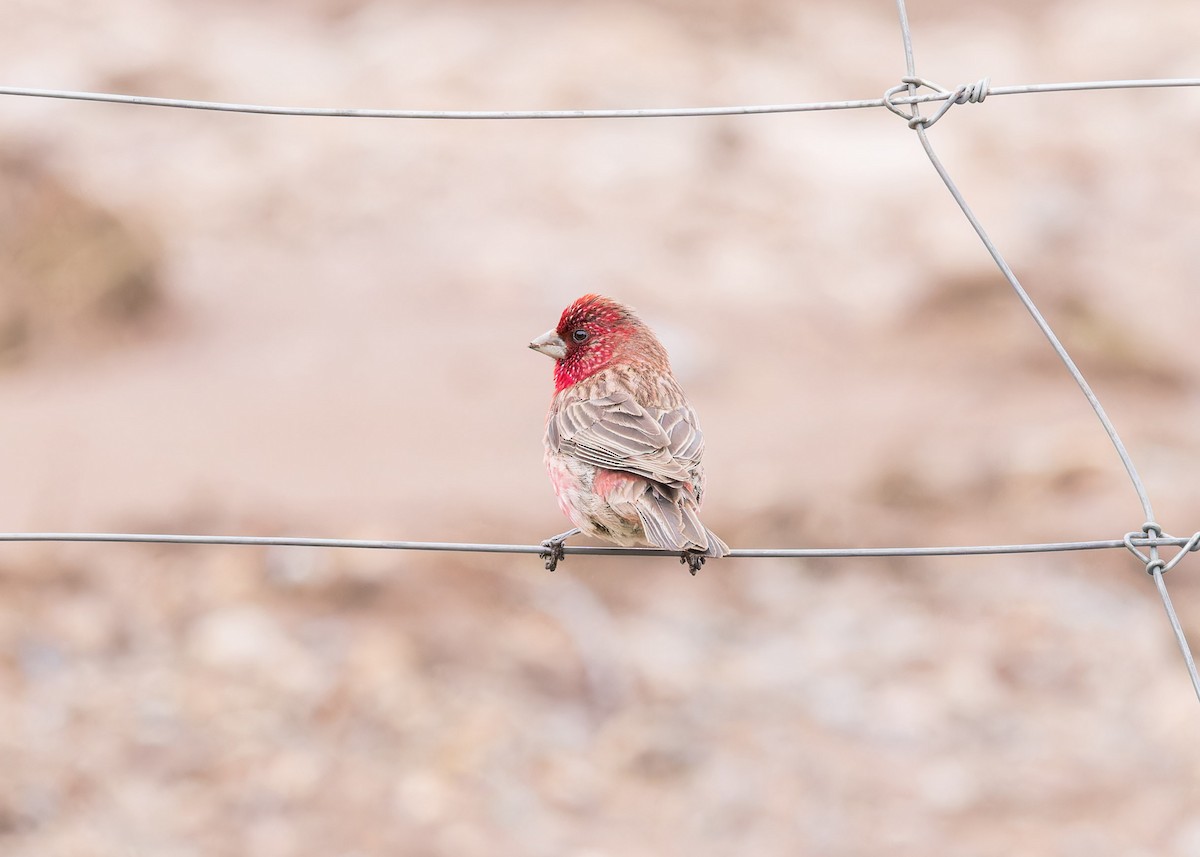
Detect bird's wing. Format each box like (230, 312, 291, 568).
(549, 386, 704, 487)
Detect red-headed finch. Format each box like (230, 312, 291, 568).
(529, 295, 729, 574)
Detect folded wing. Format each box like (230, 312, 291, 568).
(550, 386, 703, 489)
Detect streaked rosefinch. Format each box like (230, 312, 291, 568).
(529, 294, 729, 574)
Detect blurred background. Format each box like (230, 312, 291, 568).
(1, 0, 1199, 854)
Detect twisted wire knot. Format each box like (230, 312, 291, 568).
(1123, 522, 1200, 576)
(883, 76, 991, 129)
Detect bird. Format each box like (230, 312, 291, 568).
(529, 294, 729, 574)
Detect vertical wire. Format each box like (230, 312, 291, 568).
(892, 0, 1200, 704)
(1153, 567, 1200, 701)
(909, 124, 1156, 523)
(892, 0, 1154, 524)
(896, 0, 918, 78)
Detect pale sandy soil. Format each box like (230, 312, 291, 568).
(0, 1, 1198, 855)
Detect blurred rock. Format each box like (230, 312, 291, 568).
(0, 150, 163, 367)
(185, 604, 296, 671)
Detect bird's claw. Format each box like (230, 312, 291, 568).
(681, 551, 706, 576)
(540, 538, 567, 572)
(539, 528, 580, 572)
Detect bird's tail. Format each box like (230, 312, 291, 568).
(699, 526, 731, 558)
(637, 489, 730, 558)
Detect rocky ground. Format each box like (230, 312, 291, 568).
(0, 0, 1198, 854)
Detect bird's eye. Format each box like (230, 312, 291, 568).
(571, 329, 589, 343)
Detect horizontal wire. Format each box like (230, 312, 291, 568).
(0, 532, 1196, 559)
(3, 59, 1197, 688)
(2, 55, 1198, 699)
(0, 78, 1197, 120)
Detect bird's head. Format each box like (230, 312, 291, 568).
(529, 294, 667, 392)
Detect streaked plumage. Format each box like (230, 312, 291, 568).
(530, 295, 729, 571)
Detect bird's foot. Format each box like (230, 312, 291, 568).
(539, 528, 581, 572)
(681, 551, 706, 576)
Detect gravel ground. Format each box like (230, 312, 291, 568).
(0, 0, 1198, 854)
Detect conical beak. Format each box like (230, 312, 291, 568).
(529, 329, 567, 360)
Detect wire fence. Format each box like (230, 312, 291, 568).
(2, 77, 1198, 119)
(0, 0, 1197, 701)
